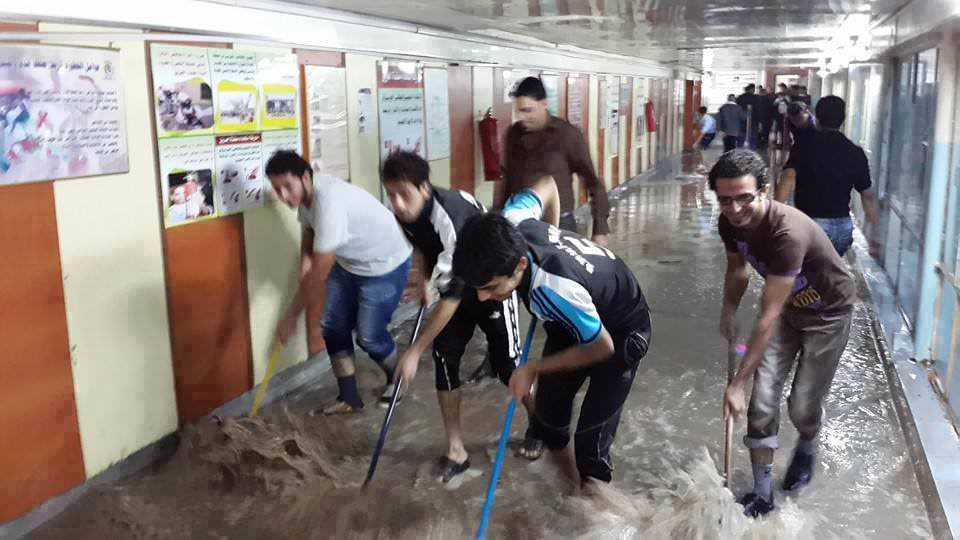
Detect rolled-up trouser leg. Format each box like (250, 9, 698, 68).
(788, 310, 853, 439)
(745, 315, 802, 450)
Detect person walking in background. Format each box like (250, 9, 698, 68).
(736, 84, 761, 149)
(693, 105, 717, 172)
(718, 94, 747, 152)
(756, 86, 773, 148)
(775, 96, 879, 256)
(772, 85, 791, 148)
(498, 76, 611, 245)
(787, 101, 817, 147)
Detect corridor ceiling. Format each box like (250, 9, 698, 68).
(283, 0, 904, 70)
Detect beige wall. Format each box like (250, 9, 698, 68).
(243, 204, 309, 382)
(42, 23, 178, 477)
(345, 54, 382, 198)
(472, 66, 495, 209)
(588, 74, 600, 196)
(430, 158, 452, 190)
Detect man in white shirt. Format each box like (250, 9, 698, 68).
(267, 150, 413, 414)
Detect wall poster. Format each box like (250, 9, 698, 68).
(215, 133, 264, 215)
(541, 73, 560, 117)
(151, 44, 302, 227)
(0, 44, 129, 185)
(158, 136, 216, 228)
(152, 45, 214, 137)
(423, 68, 450, 161)
(209, 50, 258, 133)
(257, 53, 299, 131)
(304, 65, 349, 179)
(377, 60, 424, 159)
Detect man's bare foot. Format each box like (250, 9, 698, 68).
(309, 400, 362, 416)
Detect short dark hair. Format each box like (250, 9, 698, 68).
(381, 150, 431, 188)
(708, 149, 769, 192)
(815, 95, 846, 129)
(699, 106, 707, 114)
(452, 213, 526, 288)
(265, 150, 311, 178)
(511, 77, 547, 101)
(787, 101, 808, 116)
(727, 94, 737, 102)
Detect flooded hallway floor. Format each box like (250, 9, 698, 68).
(28, 156, 934, 539)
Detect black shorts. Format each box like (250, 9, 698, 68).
(529, 321, 650, 482)
(432, 289, 521, 391)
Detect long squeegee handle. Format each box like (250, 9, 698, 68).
(476, 317, 538, 540)
(363, 305, 426, 488)
(250, 341, 283, 418)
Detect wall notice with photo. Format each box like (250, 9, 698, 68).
(377, 60, 424, 160)
(0, 44, 129, 186)
(150, 44, 301, 228)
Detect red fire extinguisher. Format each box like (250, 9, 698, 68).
(478, 108, 502, 181)
(644, 101, 657, 133)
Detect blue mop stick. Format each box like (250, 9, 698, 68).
(476, 317, 538, 540)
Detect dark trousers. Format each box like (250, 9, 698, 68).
(723, 135, 741, 152)
(529, 322, 650, 482)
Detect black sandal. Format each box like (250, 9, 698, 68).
(434, 456, 471, 483)
(514, 431, 545, 461)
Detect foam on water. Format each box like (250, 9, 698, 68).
(553, 448, 834, 540)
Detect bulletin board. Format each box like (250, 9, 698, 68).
(150, 44, 302, 228)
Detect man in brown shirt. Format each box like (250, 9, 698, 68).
(711, 149, 855, 518)
(497, 77, 611, 245)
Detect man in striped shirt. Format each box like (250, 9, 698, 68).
(452, 178, 653, 487)
(384, 151, 529, 483)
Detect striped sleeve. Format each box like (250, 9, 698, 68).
(430, 198, 465, 299)
(530, 280, 602, 344)
(501, 189, 544, 226)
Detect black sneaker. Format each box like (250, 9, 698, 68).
(783, 451, 814, 491)
(739, 492, 776, 518)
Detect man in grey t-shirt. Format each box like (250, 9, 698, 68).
(267, 151, 412, 415)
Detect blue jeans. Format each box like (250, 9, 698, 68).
(321, 257, 412, 364)
(813, 217, 854, 257)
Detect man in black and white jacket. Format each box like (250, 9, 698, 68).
(381, 151, 533, 484)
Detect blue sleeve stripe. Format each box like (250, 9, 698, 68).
(531, 289, 583, 342)
(538, 286, 602, 344)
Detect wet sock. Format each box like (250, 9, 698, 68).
(752, 463, 774, 501)
(336, 375, 362, 408)
(796, 438, 815, 456)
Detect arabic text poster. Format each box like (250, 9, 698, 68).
(215, 133, 265, 214)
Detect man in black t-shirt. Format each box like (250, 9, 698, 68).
(775, 96, 879, 256)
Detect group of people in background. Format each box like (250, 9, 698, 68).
(257, 74, 876, 520)
(694, 82, 817, 164)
